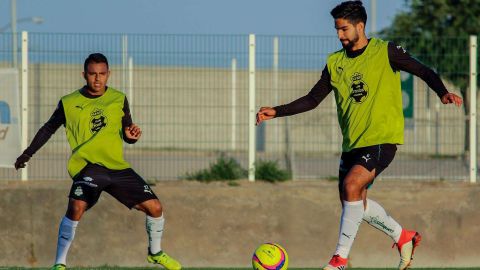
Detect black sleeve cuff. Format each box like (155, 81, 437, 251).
(273, 105, 287, 118)
(124, 137, 138, 144)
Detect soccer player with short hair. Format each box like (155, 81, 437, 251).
(256, 1, 462, 270)
(15, 53, 181, 270)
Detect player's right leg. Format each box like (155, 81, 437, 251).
(324, 163, 376, 270)
(52, 164, 107, 269)
(51, 199, 86, 270)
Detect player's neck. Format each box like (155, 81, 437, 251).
(349, 36, 369, 52)
(81, 86, 107, 97)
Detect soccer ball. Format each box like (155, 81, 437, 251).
(252, 243, 288, 270)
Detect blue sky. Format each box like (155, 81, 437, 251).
(0, 0, 407, 35)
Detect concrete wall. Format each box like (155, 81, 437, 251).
(1, 180, 479, 268)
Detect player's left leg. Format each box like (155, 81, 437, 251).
(135, 199, 181, 270)
(362, 198, 402, 241)
(358, 144, 421, 270)
(362, 198, 421, 270)
(360, 144, 402, 241)
(106, 168, 181, 270)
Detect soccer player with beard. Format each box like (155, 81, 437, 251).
(256, 1, 462, 270)
(15, 53, 181, 270)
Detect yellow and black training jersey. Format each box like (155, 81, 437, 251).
(274, 38, 449, 152)
(23, 87, 136, 177)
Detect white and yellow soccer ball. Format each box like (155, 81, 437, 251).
(252, 243, 288, 270)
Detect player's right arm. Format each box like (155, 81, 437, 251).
(256, 65, 332, 125)
(14, 100, 66, 170)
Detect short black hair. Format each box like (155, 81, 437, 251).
(330, 1, 367, 25)
(84, 53, 109, 72)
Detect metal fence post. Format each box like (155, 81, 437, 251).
(122, 35, 128, 91)
(128, 56, 133, 116)
(21, 31, 28, 181)
(273, 37, 279, 150)
(469, 35, 477, 183)
(231, 58, 237, 151)
(248, 34, 256, 181)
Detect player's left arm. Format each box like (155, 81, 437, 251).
(388, 42, 462, 107)
(122, 97, 141, 143)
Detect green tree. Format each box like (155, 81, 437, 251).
(380, 0, 480, 155)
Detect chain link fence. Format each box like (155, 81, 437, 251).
(0, 33, 476, 181)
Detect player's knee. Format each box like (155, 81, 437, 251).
(137, 199, 162, 217)
(149, 200, 163, 217)
(342, 178, 362, 197)
(66, 200, 87, 220)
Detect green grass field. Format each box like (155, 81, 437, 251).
(0, 266, 480, 270)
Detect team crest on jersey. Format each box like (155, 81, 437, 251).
(349, 72, 369, 103)
(90, 108, 108, 133)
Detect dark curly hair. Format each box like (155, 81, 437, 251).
(84, 53, 109, 72)
(330, 1, 367, 25)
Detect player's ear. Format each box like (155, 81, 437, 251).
(82, 71, 86, 80)
(357, 22, 365, 33)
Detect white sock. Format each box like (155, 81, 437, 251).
(54, 216, 78, 265)
(146, 215, 165, 254)
(334, 200, 364, 258)
(363, 199, 402, 242)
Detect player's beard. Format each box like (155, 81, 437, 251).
(87, 82, 105, 93)
(341, 31, 360, 51)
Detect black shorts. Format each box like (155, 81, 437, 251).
(69, 163, 158, 209)
(339, 144, 397, 180)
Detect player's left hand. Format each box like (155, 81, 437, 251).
(441, 92, 463, 107)
(125, 124, 142, 140)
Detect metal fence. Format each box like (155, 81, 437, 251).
(0, 32, 477, 181)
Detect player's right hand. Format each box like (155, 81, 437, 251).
(256, 107, 276, 125)
(14, 153, 31, 170)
